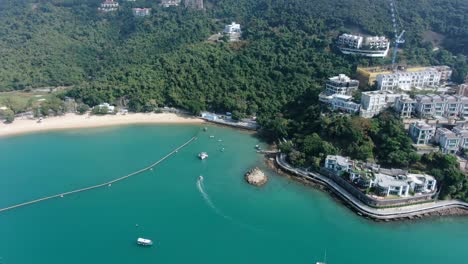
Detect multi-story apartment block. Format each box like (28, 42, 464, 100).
(434, 128, 460, 154)
(377, 68, 442, 91)
(359, 91, 407, 118)
(98, 0, 119, 12)
(319, 94, 361, 114)
(409, 121, 436, 145)
(336, 34, 390, 57)
(224, 22, 241, 42)
(132, 8, 151, 16)
(394, 96, 415, 118)
(184, 0, 203, 9)
(160, 0, 181, 7)
(432, 65, 452, 83)
(324, 74, 359, 96)
(453, 126, 468, 151)
(394, 94, 468, 119)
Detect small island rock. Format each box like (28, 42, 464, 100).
(245, 167, 267, 186)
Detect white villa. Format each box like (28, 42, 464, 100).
(98, 0, 119, 12)
(224, 22, 241, 42)
(324, 155, 437, 197)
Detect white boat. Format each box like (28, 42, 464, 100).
(198, 152, 208, 160)
(137, 238, 153, 246)
(199, 175, 204, 180)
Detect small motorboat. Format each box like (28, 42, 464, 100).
(198, 152, 208, 160)
(209, 135, 215, 138)
(137, 238, 153, 246)
(199, 175, 204, 180)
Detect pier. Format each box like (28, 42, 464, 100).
(0, 136, 197, 213)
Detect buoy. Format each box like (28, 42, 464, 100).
(136, 224, 139, 227)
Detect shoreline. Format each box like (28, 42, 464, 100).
(264, 153, 468, 222)
(0, 112, 205, 138)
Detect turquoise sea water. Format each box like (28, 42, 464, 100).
(1, 124, 468, 264)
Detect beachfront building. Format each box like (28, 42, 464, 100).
(224, 22, 241, 42)
(324, 74, 359, 96)
(336, 34, 390, 58)
(359, 91, 407, 118)
(409, 121, 435, 145)
(324, 155, 437, 197)
(98, 0, 119, 12)
(160, 0, 181, 7)
(201, 112, 219, 121)
(319, 94, 361, 114)
(95, 103, 115, 114)
(132, 8, 151, 17)
(434, 128, 460, 154)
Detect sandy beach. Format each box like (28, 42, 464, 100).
(0, 112, 205, 137)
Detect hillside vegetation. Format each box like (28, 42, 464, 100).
(1, 0, 467, 200)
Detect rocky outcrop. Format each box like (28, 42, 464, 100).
(245, 167, 267, 186)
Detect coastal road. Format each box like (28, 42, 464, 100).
(276, 153, 468, 220)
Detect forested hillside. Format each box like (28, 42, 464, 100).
(0, 0, 467, 199)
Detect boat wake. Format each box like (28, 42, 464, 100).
(196, 177, 232, 221)
(196, 177, 266, 233)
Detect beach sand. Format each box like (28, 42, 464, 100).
(0, 112, 205, 137)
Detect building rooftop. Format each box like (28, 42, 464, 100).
(375, 173, 408, 188)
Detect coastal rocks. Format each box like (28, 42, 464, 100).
(245, 167, 267, 186)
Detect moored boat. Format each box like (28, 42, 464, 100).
(137, 238, 153, 246)
(198, 152, 208, 160)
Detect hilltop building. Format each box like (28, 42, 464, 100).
(359, 91, 407, 118)
(324, 155, 437, 197)
(224, 22, 241, 42)
(323, 74, 359, 96)
(336, 34, 390, 58)
(132, 8, 151, 16)
(98, 0, 119, 12)
(160, 0, 181, 7)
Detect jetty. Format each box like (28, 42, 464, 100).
(0, 136, 198, 213)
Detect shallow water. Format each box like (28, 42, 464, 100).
(0, 124, 467, 264)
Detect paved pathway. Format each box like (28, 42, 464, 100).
(276, 153, 468, 219)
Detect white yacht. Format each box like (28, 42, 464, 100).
(136, 238, 153, 246)
(199, 175, 204, 180)
(198, 152, 208, 160)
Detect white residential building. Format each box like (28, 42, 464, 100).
(132, 8, 151, 16)
(96, 103, 115, 114)
(160, 0, 181, 7)
(409, 121, 435, 145)
(324, 155, 436, 197)
(394, 94, 468, 119)
(98, 0, 119, 12)
(376, 67, 447, 91)
(319, 94, 360, 114)
(394, 96, 415, 118)
(336, 33, 390, 57)
(324, 74, 359, 96)
(324, 155, 353, 174)
(434, 128, 460, 154)
(359, 91, 407, 118)
(224, 22, 241, 42)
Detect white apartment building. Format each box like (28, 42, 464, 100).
(324, 155, 437, 197)
(409, 121, 435, 145)
(336, 34, 390, 57)
(359, 91, 407, 118)
(434, 128, 460, 154)
(224, 22, 241, 42)
(319, 94, 360, 114)
(337, 34, 363, 49)
(324, 74, 359, 96)
(132, 8, 151, 16)
(160, 0, 181, 7)
(394, 96, 415, 118)
(394, 94, 468, 119)
(377, 68, 442, 91)
(98, 0, 119, 12)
